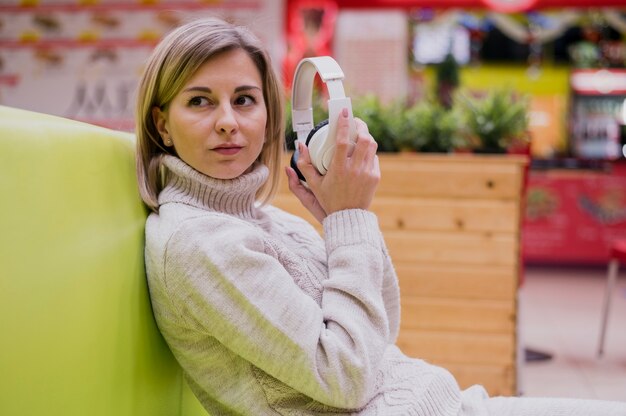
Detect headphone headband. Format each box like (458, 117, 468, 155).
(291, 57, 347, 143)
(290, 56, 356, 176)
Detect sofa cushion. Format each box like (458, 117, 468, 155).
(0, 106, 206, 416)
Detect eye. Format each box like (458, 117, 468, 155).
(234, 95, 256, 106)
(188, 96, 211, 107)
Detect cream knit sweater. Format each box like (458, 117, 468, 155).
(145, 156, 626, 416)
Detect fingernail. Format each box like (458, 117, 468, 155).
(298, 141, 304, 152)
(342, 108, 348, 117)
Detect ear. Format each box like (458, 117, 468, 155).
(152, 106, 173, 147)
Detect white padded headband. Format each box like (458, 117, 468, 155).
(291, 56, 347, 143)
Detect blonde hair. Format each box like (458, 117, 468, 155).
(136, 17, 285, 212)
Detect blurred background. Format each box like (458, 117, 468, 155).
(1, 0, 625, 402)
(4, 0, 626, 266)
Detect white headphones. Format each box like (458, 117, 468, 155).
(290, 56, 357, 181)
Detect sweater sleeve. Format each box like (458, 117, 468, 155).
(162, 209, 389, 409)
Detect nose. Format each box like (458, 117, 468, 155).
(215, 104, 238, 135)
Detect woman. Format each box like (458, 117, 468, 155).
(136, 17, 626, 416)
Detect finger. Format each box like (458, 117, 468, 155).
(286, 166, 312, 201)
(354, 117, 369, 136)
(372, 154, 381, 178)
(285, 166, 327, 223)
(349, 135, 367, 169)
(364, 137, 379, 170)
(330, 108, 352, 166)
(366, 154, 381, 189)
(351, 133, 377, 170)
(295, 142, 322, 188)
(285, 166, 303, 192)
(349, 117, 373, 160)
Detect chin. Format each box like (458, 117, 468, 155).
(197, 159, 256, 180)
(207, 167, 250, 180)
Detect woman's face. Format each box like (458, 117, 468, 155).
(153, 48, 267, 179)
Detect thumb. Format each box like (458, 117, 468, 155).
(295, 142, 322, 188)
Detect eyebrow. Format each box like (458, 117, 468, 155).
(182, 85, 262, 94)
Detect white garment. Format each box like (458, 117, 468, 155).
(145, 155, 626, 416)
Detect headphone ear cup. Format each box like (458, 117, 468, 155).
(306, 119, 329, 146)
(290, 151, 306, 182)
(291, 119, 329, 182)
(306, 119, 329, 172)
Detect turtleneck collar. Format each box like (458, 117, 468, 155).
(158, 155, 269, 220)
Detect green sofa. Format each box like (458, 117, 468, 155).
(0, 106, 208, 416)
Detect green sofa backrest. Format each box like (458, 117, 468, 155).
(0, 106, 207, 416)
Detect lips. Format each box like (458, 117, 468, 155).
(213, 144, 243, 156)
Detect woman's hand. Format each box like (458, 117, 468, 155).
(289, 108, 380, 219)
(285, 165, 327, 223)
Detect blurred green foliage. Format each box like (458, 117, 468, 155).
(284, 87, 529, 153)
(457, 88, 530, 152)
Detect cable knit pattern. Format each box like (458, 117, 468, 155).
(145, 155, 626, 416)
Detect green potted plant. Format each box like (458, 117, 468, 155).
(350, 94, 466, 154)
(352, 94, 400, 152)
(396, 99, 465, 153)
(285, 92, 403, 153)
(458, 88, 530, 153)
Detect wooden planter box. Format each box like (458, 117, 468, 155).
(274, 152, 528, 396)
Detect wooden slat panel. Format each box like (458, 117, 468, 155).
(400, 298, 516, 333)
(266, 211, 521, 268)
(385, 230, 519, 266)
(279, 153, 527, 201)
(397, 330, 516, 366)
(274, 194, 521, 235)
(276, 152, 525, 396)
(395, 263, 517, 301)
(372, 197, 519, 233)
(376, 153, 526, 200)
